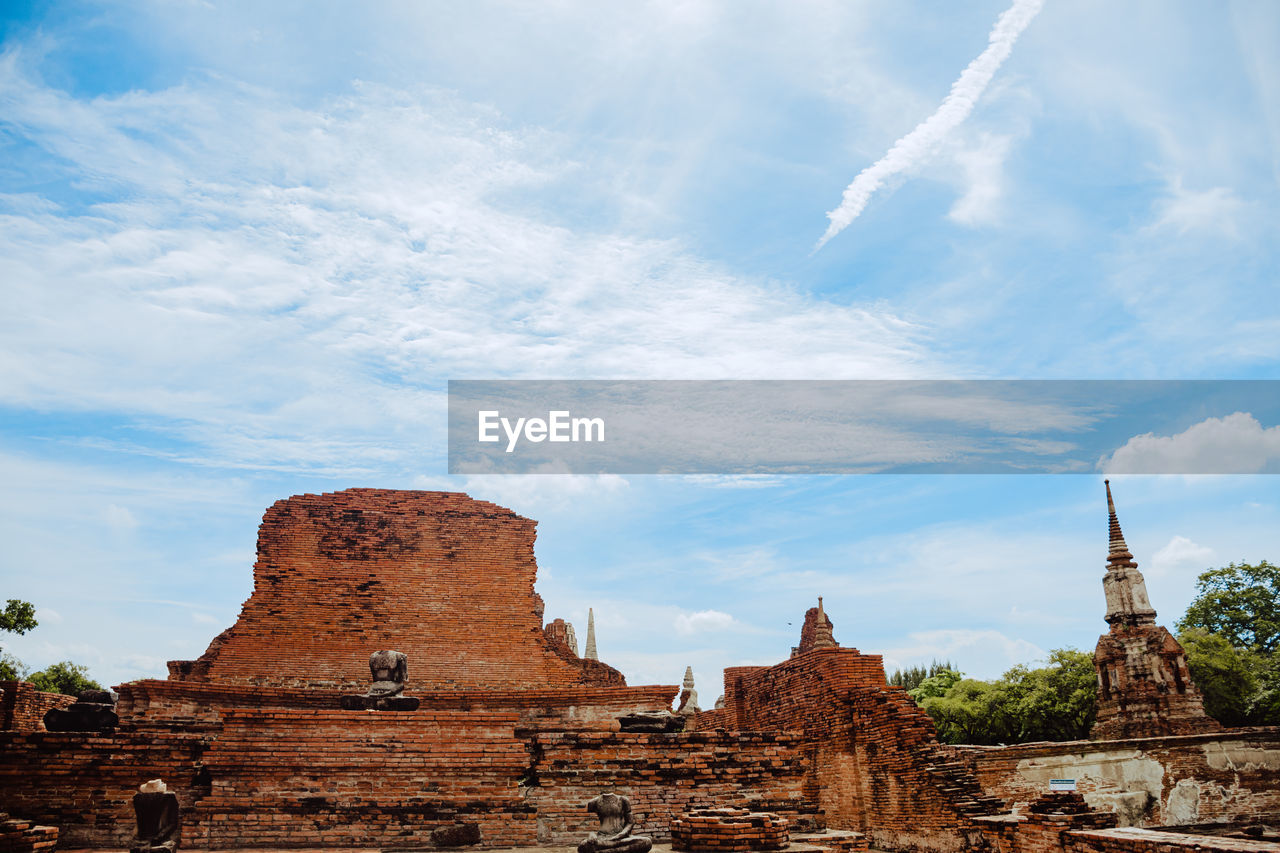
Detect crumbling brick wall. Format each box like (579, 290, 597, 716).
(523, 730, 815, 845)
(0, 729, 211, 848)
(0, 681, 75, 731)
(168, 489, 625, 690)
(720, 647, 1004, 853)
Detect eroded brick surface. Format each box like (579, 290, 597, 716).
(0, 681, 75, 731)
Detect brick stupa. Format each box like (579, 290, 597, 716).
(168, 489, 624, 689)
(1090, 480, 1220, 739)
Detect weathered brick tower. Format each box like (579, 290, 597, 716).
(1090, 480, 1220, 739)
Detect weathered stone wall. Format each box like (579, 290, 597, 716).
(169, 489, 618, 690)
(956, 729, 1280, 827)
(524, 730, 815, 845)
(0, 681, 75, 731)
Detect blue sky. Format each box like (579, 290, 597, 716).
(2, 1, 1278, 695)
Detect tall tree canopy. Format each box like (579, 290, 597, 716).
(1176, 561, 1279, 653)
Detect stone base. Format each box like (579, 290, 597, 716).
(339, 695, 420, 711)
(618, 711, 685, 732)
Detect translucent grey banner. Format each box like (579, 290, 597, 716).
(447, 380, 1280, 475)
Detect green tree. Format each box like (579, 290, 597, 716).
(0, 599, 38, 681)
(1179, 627, 1257, 727)
(921, 678, 1016, 744)
(28, 661, 101, 696)
(1176, 561, 1280, 653)
(908, 667, 963, 702)
(0, 599, 38, 635)
(890, 659, 956, 692)
(1003, 648, 1097, 742)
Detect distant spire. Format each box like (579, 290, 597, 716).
(1101, 480, 1157, 626)
(1105, 480, 1137, 569)
(584, 608, 598, 660)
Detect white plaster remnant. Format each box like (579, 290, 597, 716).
(1202, 740, 1280, 773)
(1164, 778, 1201, 825)
(1015, 750, 1163, 823)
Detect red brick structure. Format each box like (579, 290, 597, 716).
(1091, 482, 1218, 740)
(670, 807, 790, 852)
(717, 602, 1007, 853)
(0, 814, 58, 853)
(168, 489, 624, 689)
(0, 681, 75, 731)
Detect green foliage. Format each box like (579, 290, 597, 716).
(0, 599, 37, 635)
(890, 660, 956, 692)
(1176, 561, 1280, 654)
(908, 667, 963, 702)
(0, 652, 29, 681)
(1175, 561, 1280, 726)
(28, 661, 101, 697)
(915, 649, 1096, 745)
(1179, 627, 1257, 727)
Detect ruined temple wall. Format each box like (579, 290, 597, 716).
(956, 729, 1280, 827)
(524, 730, 815, 845)
(176, 490, 606, 690)
(0, 729, 211, 848)
(0, 681, 75, 731)
(188, 708, 537, 849)
(722, 648, 990, 853)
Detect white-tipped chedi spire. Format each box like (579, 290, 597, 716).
(584, 607, 598, 661)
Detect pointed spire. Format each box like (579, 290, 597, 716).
(683, 666, 696, 690)
(584, 607, 598, 660)
(1101, 480, 1157, 626)
(1105, 480, 1137, 569)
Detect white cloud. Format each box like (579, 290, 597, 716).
(880, 628, 1046, 681)
(1146, 178, 1248, 238)
(817, 0, 1044, 248)
(1148, 535, 1215, 579)
(948, 132, 1014, 226)
(0, 63, 931, 477)
(103, 504, 138, 531)
(672, 609, 737, 636)
(1102, 412, 1280, 474)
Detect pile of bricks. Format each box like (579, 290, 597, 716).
(670, 808, 790, 852)
(810, 833, 870, 853)
(0, 815, 57, 853)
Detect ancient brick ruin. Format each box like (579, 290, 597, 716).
(1, 485, 1277, 853)
(1091, 481, 1219, 740)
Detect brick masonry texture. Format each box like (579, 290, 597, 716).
(0, 681, 74, 731)
(169, 489, 624, 690)
(525, 731, 814, 845)
(1066, 828, 1280, 853)
(670, 808, 790, 852)
(0, 815, 58, 853)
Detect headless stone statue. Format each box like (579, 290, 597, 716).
(130, 779, 180, 853)
(339, 650, 420, 710)
(578, 793, 652, 853)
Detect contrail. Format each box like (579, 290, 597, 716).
(815, 0, 1045, 251)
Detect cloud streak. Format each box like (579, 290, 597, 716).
(816, 0, 1044, 250)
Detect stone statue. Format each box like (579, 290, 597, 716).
(578, 792, 652, 853)
(339, 650, 420, 710)
(130, 778, 180, 853)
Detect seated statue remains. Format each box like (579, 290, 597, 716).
(578, 792, 652, 853)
